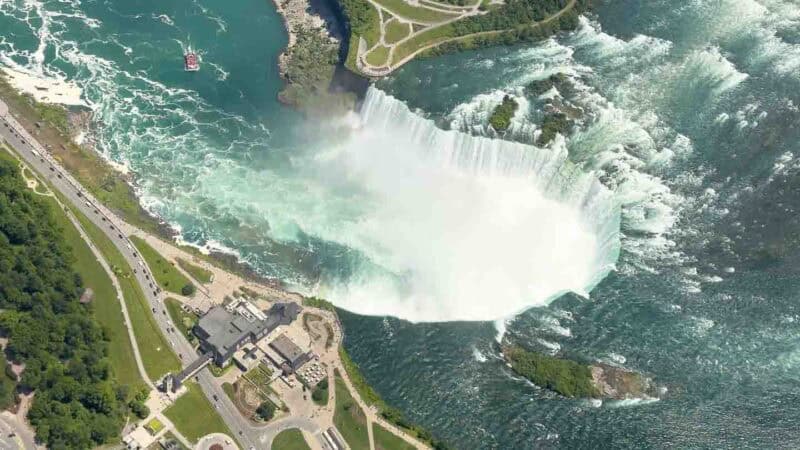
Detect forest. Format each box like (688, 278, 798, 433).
(0, 156, 127, 448)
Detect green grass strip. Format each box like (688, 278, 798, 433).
(70, 210, 181, 381)
(372, 423, 416, 450)
(176, 257, 214, 284)
(130, 235, 195, 296)
(272, 429, 311, 450)
(164, 382, 234, 444)
(333, 371, 370, 450)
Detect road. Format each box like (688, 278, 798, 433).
(0, 412, 36, 450)
(0, 100, 260, 449)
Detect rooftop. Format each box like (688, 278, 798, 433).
(195, 301, 303, 360)
(270, 334, 306, 365)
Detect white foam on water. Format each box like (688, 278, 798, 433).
(472, 346, 488, 363)
(605, 397, 660, 408)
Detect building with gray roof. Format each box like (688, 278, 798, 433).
(194, 301, 302, 366)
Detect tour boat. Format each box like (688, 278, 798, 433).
(184, 49, 200, 72)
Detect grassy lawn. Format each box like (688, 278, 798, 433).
(333, 372, 370, 450)
(222, 382, 235, 402)
(176, 257, 214, 283)
(373, 423, 415, 450)
(372, 0, 457, 23)
(272, 429, 311, 450)
(145, 417, 165, 435)
(365, 45, 392, 66)
(130, 235, 194, 296)
(70, 208, 181, 381)
(164, 382, 233, 444)
(384, 19, 411, 44)
(391, 23, 456, 65)
(164, 297, 198, 343)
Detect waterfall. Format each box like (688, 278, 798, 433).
(316, 87, 621, 322)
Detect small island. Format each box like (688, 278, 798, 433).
(489, 95, 519, 132)
(503, 344, 659, 400)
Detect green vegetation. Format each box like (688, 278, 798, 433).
(244, 362, 274, 389)
(337, 0, 381, 71)
(209, 362, 234, 378)
(0, 351, 17, 410)
(256, 400, 277, 421)
(489, 95, 518, 131)
(35, 192, 144, 389)
(69, 210, 180, 381)
(372, 0, 457, 23)
(165, 297, 198, 344)
(164, 382, 232, 443)
(333, 372, 370, 450)
(339, 347, 450, 449)
(373, 423, 416, 450)
(176, 257, 213, 283)
(279, 26, 355, 115)
(145, 417, 165, 435)
(302, 296, 336, 311)
(0, 156, 128, 448)
(503, 345, 599, 398)
(222, 382, 235, 401)
(365, 45, 392, 67)
(272, 428, 311, 450)
(128, 387, 150, 419)
(537, 112, 571, 145)
(311, 376, 329, 406)
(129, 235, 194, 297)
(525, 72, 570, 97)
(384, 19, 411, 44)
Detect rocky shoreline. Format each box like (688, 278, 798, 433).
(270, 0, 337, 77)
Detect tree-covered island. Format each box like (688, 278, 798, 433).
(489, 95, 519, 132)
(503, 344, 660, 400)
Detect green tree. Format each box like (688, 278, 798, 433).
(255, 401, 276, 421)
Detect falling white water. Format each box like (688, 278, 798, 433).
(313, 88, 621, 322)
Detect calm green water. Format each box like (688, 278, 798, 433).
(3, 0, 800, 447)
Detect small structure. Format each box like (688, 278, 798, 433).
(79, 287, 94, 304)
(123, 426, 156, 450)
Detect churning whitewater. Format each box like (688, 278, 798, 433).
(316, 88, 620, 321)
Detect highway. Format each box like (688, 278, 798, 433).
(0, 100, 263, 449)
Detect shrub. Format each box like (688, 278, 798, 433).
(255, 401, 276, 421)
(180, 283, 195, 296)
